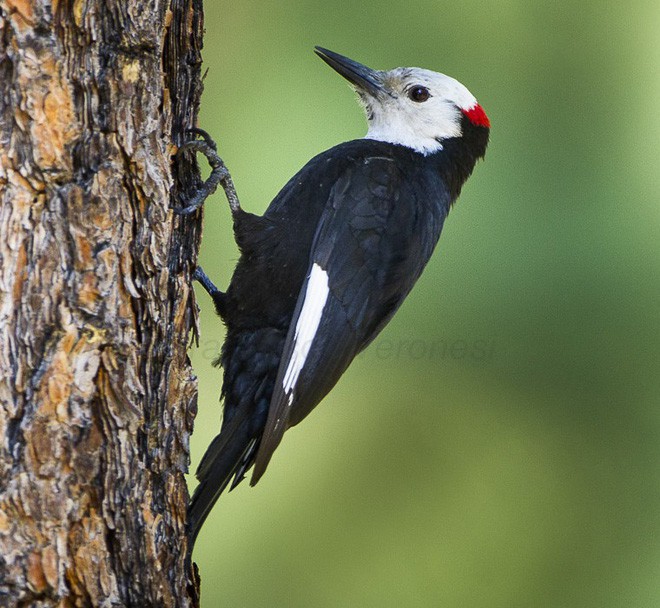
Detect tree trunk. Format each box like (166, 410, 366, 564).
(0, 0, 204, 605)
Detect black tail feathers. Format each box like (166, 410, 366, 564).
(187, 417, 257, 547)
(188, 327, 282, 548)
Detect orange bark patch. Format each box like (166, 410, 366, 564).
(5, 0, 35, 30)
(16, 53, 78, 173)
(27, 551, 49, 593)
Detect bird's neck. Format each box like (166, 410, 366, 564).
(427, 119, 489, 201)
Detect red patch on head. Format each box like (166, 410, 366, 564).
(462, 104, 490, 128)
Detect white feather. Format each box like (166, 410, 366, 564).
(363, 68, 479, 155)
(282, 263, 329, 399)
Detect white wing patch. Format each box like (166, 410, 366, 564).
(282, 263, 329, 400)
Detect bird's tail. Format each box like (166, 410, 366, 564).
(188, 327, 283, 547)
(188, 411, 258, 547)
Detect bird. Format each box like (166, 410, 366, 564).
(180, 47, 490, 545)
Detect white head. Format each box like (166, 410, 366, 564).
(315, 47, 490, 155)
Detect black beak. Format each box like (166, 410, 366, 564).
(314, 47, 388, 98)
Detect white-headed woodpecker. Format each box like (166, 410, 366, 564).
(181, 48, 490, 544)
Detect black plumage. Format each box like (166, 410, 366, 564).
(186, 49, 489, 545)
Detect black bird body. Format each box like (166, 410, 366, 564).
(188, 48, 489, 543)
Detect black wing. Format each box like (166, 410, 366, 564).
(251, 155, 448, 483)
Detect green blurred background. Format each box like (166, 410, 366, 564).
(188, 1, 660, 606)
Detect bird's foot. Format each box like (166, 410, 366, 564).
(193, 266, 222, 298)
(172, 128, 241, 216)
(193, 265, 226, 315)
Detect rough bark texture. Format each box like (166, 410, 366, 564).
(0, 0, 204, 605)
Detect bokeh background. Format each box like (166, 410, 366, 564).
(188, 1, 660, 606)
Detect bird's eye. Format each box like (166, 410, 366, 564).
(408, 86, 430, 102)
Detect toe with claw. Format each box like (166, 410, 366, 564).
(172, 130, 241, 216)
(193, 265, 226, 317)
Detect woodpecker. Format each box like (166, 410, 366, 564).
(182, 47, 490, 544)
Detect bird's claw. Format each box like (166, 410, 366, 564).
(187, 127, 218, 152)
(172, 130, 241, 216)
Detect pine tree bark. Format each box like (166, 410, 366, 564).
(0, 0, 204, 605)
